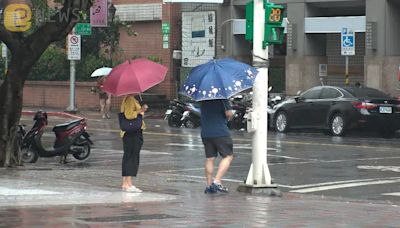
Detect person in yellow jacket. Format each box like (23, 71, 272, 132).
(120, 94, 148, 192)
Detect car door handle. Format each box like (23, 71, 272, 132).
(331, 101, 337, 105)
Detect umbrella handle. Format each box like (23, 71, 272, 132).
(139, 94, 142, 101)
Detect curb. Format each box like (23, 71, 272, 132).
(21, 111, 84, 120)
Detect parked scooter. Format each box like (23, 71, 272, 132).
(181, 102, 201, 128)
(20, 111, 93, 164)
(228, 95, 252, 130)
(165, 99, 186, 127)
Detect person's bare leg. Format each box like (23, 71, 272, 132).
(214, 155, 233, 184)
(122, 176, 133, 188)
(205, 157, 215, 186)
(122, 176, 128, 188)
(100, 99, 106, 118)
(105, 96, 111, 118)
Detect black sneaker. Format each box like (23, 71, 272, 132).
(211, 182, 228, 193)
(204, 185, 218, 194)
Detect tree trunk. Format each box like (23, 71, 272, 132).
(0, 0, 93, 167)
(0, 65, 25, 167)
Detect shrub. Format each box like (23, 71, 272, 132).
(28, 45, 69, 81)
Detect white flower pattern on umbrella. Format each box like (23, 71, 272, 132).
(180, 58, 259, 101)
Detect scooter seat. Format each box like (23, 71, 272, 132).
(53, 119, 82, 133)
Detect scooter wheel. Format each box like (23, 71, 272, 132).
(72, 143, 91, 160)
(184, 119, 199, 129)
(168, 114, 182, 128)
(21, 146, 39, 163)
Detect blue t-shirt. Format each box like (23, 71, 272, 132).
(200, 99, 232, 138)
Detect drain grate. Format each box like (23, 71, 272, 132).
(78, 214, 179, 223)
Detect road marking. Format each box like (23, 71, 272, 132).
(92, 149, 173, 155)
(155, 173, 244, 183)
(165, 143, 277, 151)
(382, 192, 400, 197)
(358, 165, 400, 172)
(290, 179, 400, 193)
(89, 127, 400, 152)
(0, 187, 61, 196)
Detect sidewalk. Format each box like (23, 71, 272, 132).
(4, 108, 400, 227)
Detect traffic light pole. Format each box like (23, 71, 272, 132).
(238, 0, 279, 195)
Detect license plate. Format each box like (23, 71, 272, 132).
(379, 106, 392, 114)
(165, 109, 172, 115)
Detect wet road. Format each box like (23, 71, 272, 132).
(24, 115, 400, 205)
(0, 114, 399, 226)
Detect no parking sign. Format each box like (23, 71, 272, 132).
(67, 34, 81, 60)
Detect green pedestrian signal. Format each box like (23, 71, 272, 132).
(263, 2, 285, 48)
(245, 1, 285, 48)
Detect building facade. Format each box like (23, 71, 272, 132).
(113, 0, 181, 99)
(203, 0, 400, 96)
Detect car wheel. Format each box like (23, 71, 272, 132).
(275, 111, 289, 133)
(330, 113, 346, 136)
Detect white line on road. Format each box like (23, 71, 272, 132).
(382, 192, 400, 197)
(155, 173, 244, 183)
(92, 149, 173, 155)
(290, 179, 400, 193)
(358, 165, 400, 173)
(165, 143, 277, 151)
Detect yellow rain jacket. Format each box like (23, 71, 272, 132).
(120, 96, 146, 137)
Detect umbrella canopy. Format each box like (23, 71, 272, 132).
(102, 58, 168, 96)
(180, 58, 258, 101)
(91, 67, 112, 77)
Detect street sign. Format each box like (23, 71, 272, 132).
(75, 23, 91, 35)
(67, 35, 81, 60)
(162, 22, 170, 34)
(341, 28, 355, 56)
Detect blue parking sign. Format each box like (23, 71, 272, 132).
(341, 28, 355, 55)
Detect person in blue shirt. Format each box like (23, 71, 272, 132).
(200, 99, 234, 194)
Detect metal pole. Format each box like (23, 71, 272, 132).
(2, 43, 7, 75)
(345, 56, 349, 85)
(66, 59, 77, 112)
(4, 51, 7, 75)
(244, 0, 273, 188)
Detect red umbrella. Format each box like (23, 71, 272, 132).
(102, 58, 168, 96)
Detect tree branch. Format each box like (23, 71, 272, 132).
(24, 0, 92, 61)
(0, 24, 21, 52)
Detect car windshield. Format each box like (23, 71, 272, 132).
(344, 87, 390, 99)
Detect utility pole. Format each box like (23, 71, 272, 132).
(66, 30, 80, 113)
(238, 0, 281, 195)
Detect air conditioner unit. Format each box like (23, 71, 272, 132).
(173, 50, 182, 60)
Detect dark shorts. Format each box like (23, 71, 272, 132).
(99, 92, 108, 99)
(202, 136, 233, 158)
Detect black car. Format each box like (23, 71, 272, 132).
(272, 86, 400, 136)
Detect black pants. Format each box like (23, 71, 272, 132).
(122, 130, 143, 177)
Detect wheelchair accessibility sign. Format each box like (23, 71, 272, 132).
(341, 28, 355, 55)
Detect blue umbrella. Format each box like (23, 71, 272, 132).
(180, 58, 258, 101)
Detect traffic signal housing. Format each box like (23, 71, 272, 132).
(245, 1, 285, 48)
(263, 2, 285, 48)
